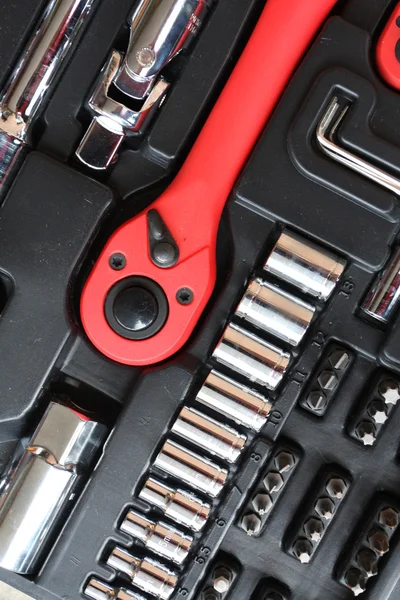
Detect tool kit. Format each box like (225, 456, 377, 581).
(3, 0, 400, 598)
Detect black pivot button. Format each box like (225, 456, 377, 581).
(147, 209, 179, 268)
(105, 277, 168, 340)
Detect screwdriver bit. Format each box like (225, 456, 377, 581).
(241, 513, 262, 536)
(368, 399, 388, 424)
(315, 497, 336, 520)
(317, 370, 338, 391)
(303, 517, 324, 542)
(329, 349, 350, 370)
(252, 493, 273, 515)
(293, 538, 313, 563)
(263, 471, 284, 493)
(213, 566, 232, 593)
(326, 477, 347, 499)
(368, 527, 389, 556)
(356, 421, 376, 446)
(306, 391, 327, 412)
(357, 548, 378, 578)
(274, 451, 295, 473)
(379, 379, 400, 405)
(379, 507, 399, 530)
(202, 587, 220, 600)
(345, 567, 368, 596)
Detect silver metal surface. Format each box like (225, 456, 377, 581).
(0, 402, 107, 574)
(139, 477, 210, 531)
(213, 322, 290, 390)
(264, 230, 345, 301)
(196, 370, 271, 431)
(121, 510, 192, 564)
(115, 0, 211, 101)
(76, 50, 169, 169)
(107, 547, 178, 600)
(316, 96, 400, 197)
(171, 406, 246, 463)
(76, 0, 211, 169)
(85, 578, 146, 600)
(362, 247, 400, 323)
(154, 439, 227, 497)
(0, 0, 95, 195)
(236, 278, 315, 346)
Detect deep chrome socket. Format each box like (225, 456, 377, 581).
(236, 278, 315, 346)
(85, 578, 146, 600)
(196, 370, 271, 432)
(213, 323, 290, 390)
(154, 439, 227, 497)
(121, 510, 193, 564)
(264, 230, 346, 301)
(107, 547, 177, 600)
(139, 477, 210, 531)
(172, 406, 246, 463)
(362, 247, 400, 323)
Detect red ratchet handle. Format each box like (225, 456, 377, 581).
(81, 0, 338, 366)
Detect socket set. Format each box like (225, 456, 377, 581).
(286, 469, 350, 564)
(336, 497, 400, 596)
(239, 445, 299, 537)
(300, 344, 354, 416)
(4, 1, 400, 600)
(348, 373, 400, 447)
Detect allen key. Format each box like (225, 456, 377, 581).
(316, 96, 400, 196)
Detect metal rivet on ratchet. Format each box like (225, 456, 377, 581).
(316, 96, 400, 196)
(0, 0, 97, 199)
(80, 0, 340, 366)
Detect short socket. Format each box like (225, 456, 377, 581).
(236, 278, 315, 346)
(213, 323, 290, 390)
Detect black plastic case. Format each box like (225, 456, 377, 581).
(1, 1, 400, 599)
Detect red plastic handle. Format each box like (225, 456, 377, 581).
(376, 1, 400, 91)
(81, 0, 338, 366)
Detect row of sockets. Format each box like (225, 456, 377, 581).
(84, 229, 345, 600)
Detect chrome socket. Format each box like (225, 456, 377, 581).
(362, 247, 400, 324)
(236, 278, 315, 346)
(85, 578, 146, 600)
(139, 477, 210, 532)
(107, 547, 178, 600)
(121, 510, 192, 565)
(172, 406, 246, 463)
(154, 439, 227, 497)
(196, 369, 271, 432)
(264, 230, 345, 301)
(213, 322, 290, 390)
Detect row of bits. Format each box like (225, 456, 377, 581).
(212, 229, 346, 392)
(349, 374, 400, 446)
(338, 498, 400, 596)
(289, 471, 349, 564)
(240, 446, 299, 537)
(300, 343, 353, 416)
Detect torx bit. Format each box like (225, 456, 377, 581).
(315, 497, 336, 520)
(303, 517, 324, 543)
(213, 566, 233, 594)
(326, 477, 347, 499)
(357, 548, 378, 578)
(293, 538, 313, 563)
(240, 513, 262, 536)
(356, 421, 376, 446)
(345, 568, 368, 596)
(368, 399, 388, 424)
(368, 527, 389, 556)
(252, 493, 273, 515)
(274, 451, 295, 473)
(379, 379, 400, 405)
